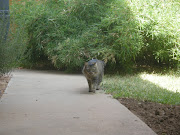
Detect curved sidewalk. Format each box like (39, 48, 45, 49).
(0, 69, 156, 135)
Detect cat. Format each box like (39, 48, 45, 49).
(82, 59, 105, 93)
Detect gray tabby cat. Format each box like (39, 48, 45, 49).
(82, 59, 105, 93)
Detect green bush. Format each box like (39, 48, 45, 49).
(0, 12, 25, 74)
(14, 0, 142, 71)
(128, 0, 180, 67)
(0, 40, 12, 74)
(10, 0, 55, 68)
(10, 0, 180, 72)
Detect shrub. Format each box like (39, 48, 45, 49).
(10, 0, 180, 72)
(16, 0, 143, 71)
(128, 0, 180, 67)
(0, 10, 25, 74)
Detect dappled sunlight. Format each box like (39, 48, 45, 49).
(104, 73, 180, 104)
(140, 73, 180, 93)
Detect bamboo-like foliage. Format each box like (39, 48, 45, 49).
(10, 0, 180, 72)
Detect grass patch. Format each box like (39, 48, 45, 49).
(104, 72, 180, 105)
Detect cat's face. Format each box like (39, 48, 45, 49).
(84, 62, 98, 76)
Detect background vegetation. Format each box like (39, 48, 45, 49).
(0, 13, 25, 75)
(7, 0, 179, 72)
(0, 0, 179, 104)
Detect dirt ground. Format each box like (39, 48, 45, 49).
(0, 75, 11, 98)
(0, 76, 180, 135)
(119, 98, 180, 135)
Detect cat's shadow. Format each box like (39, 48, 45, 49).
(78, 88, 104, 95)
(79, 88, 92, 95)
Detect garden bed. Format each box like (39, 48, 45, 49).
(119, 98, 180, 135)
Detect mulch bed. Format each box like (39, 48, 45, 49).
(119, 98, 180, 135)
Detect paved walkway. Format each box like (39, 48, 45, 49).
(0, 69, 156, 135)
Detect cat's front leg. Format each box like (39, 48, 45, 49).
(92, 84, 96, 93)
(92, 78, 99, 93)
(91, 76, 100, 90)
(96, 77, 101, 90)
(87, 79, 93, 92)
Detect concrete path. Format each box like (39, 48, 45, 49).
(0, 69, 156, 135)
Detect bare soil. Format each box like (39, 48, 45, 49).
(0, 75, 11, 98)
(0, 76, 179, 135)
(119, 98, 180, 135)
